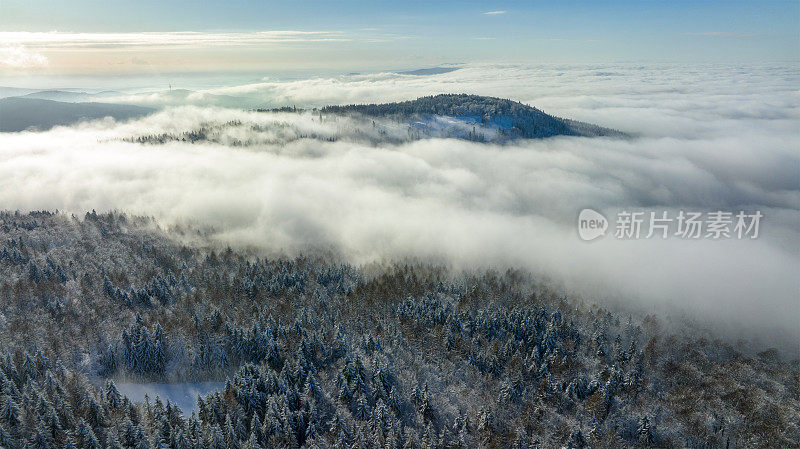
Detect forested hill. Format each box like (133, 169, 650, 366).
(320, 94, 626, 139)
(0, 210, 797, 448)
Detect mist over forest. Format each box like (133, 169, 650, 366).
(0, 62, 798, 448)
(1, 64, 797, 340)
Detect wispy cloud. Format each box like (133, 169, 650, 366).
(0, 45, 48, 68)
(684, 32, 760, 39)
(0, 31, 351, 50)
(483, 10, 506, 15)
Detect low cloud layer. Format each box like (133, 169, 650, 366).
(0, 45, 48, 68)
(2, 64, 798, 341)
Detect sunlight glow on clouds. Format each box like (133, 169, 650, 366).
(0, 31, 350, 50)
(0, 30, 404, 73)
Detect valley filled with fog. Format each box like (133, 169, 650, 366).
(2, 64, 798, 341)
(0, 61, 798, 449)
(4, 0, 799, 445)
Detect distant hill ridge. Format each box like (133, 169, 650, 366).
(0, 97, 154, 132)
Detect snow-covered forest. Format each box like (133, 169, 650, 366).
(2, 0, 798, 447)
(319, 94, 625, 139)
(121, 94, 624, 149)
(0, 210, 796, 448)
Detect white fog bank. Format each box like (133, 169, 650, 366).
(2, 63, 798, 341)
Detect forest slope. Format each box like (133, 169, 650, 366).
(0, 211, 796, 448)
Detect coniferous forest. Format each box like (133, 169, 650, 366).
(2, 1, 798, 448)
(0, 211, 796, 449)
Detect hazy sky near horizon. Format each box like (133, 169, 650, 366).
(1, 0, 797, 75)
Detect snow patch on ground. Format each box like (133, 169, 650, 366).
(116, 381, 224, 415)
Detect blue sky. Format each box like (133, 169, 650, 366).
(1, 0, 797, 74)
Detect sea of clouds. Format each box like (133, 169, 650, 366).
(1, 63, 798, 342)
